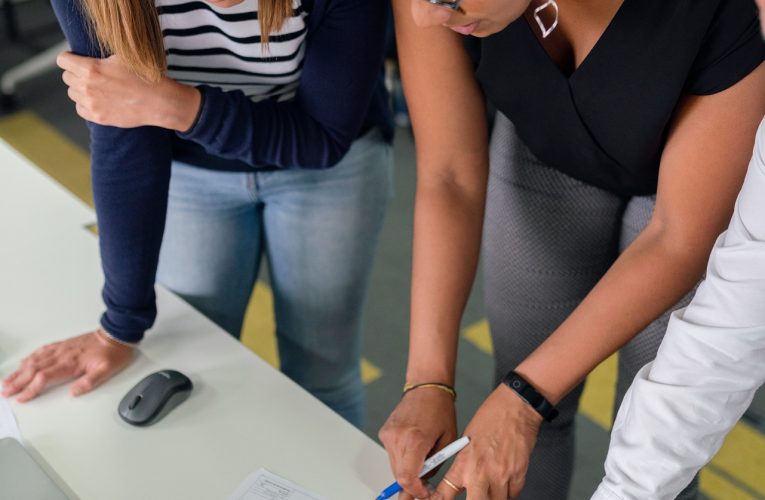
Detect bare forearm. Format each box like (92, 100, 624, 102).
(393, 0, 490, 386)
(406, 177, 487, 384)
(515, 65, 765, 404)
(516, 224, 713, 403)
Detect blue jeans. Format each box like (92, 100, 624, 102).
(156, 130, 393, 428)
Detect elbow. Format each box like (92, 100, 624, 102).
(415, 154, 489, 204)
(641, 215, 722, 276)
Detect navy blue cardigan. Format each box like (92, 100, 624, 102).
(51, 0, 393, 342)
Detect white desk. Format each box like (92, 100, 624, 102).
(0, 139, 392, 499)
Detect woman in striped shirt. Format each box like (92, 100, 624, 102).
(0, 0, 393, 429)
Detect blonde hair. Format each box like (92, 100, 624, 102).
(79, 0, 294, 82)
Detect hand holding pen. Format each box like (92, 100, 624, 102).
(376, 436, 471, 500)
(379, 385, 458, 499)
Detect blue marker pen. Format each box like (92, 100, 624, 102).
(375, 436, 470, 500)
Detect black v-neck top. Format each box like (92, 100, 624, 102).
(477, 0, 765, 196)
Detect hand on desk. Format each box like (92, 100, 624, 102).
(1, 330, 134, 402)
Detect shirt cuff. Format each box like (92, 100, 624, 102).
(100, 312, 146, 344)
(178, 86, 205, 135)
(591, 483, 626, 500)
(176, 85, 221, 145)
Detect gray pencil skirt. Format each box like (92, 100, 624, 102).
(483, 113, 698, 499)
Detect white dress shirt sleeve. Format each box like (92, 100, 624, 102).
(591, 119, 765, 500)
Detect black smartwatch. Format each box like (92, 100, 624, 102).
(501, 371, 559, 422)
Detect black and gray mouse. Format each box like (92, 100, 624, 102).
(118, 370, 193, 426)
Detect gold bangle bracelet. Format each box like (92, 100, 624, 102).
(402, 382, 457, 401)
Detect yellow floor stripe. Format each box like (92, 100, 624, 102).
(700, 468, 756, 500)
(708, 421, 765, 497)
(578, 354, 618, 431)
(241, 282, 280, 367)
(0, 111, 92, 206)
(241, 282, 383, 384)
(361, 358, 383, 385)
(464, 319, 493, 354)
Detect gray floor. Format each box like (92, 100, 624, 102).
(3, 2, 765, 499)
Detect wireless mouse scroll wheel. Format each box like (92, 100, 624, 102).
(129, 395, 142, 410)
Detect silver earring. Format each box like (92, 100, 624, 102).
(533, 0, 559, 38)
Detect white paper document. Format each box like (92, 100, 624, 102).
(0, 396, 22, 443)
(229, 469, 326, 500)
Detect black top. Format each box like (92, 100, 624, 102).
(477, 0, 765, 197)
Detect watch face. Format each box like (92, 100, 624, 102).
(511, 378, 523, 390)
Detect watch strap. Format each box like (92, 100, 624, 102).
(502, 371, 559, 422)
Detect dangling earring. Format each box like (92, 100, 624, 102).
(533, 0, 559, 38)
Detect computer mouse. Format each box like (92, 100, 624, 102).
(118, 370, 193, 426)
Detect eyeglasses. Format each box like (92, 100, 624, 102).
(423, 0, 465, 14)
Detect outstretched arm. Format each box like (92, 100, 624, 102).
(52, 0, 173, 342)
(1, 0, 173, 402)
(593, 118, 765, 500)
(378, 0, 489, 498)
(431, 62, 765, 500)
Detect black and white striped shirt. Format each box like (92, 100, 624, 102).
(157, 0, 307, 102)
(54, 0, 392, 342)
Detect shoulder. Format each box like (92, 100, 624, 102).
(685, 0, 765, 95)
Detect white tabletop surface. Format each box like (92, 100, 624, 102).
(0, 139, 392, 500)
